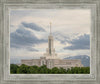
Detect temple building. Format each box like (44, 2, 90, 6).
(21, 23, 83, 69)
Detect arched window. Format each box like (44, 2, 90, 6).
(41, 60, 45, 65)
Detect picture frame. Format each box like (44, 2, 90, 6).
(0, 0, 100, 84)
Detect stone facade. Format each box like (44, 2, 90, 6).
(20, 23, 83, 69)
(21, 57, 83, 69)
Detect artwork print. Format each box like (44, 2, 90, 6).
(10, 9, 90, 74)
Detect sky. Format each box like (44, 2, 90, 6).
(10, 9, 91, 64)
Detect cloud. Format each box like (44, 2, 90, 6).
(26, 47, 38, 52)
(10, 26, 47, 51)
(53, 32, 70, 44)
(21, 22, 45, 32)
(54, 32, 80, 45)
(63, 34, 90, 50)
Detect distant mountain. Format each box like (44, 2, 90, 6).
(64, 55, 90, 67)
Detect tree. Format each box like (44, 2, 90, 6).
(51, 67, 59, 74)
(10, 64, 19, 74)
(10, 64, 90, 74)
(38, 65, 48, 73)
(58, 67, 67, 74)
(18, 64, 29, 73)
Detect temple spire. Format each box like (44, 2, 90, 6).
(50, 22, 52, 35)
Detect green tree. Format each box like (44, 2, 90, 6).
(10, 64, 19, 74)
(58, 67, 67, 74)
(51, 67, 59, 74)
(29, 65, 39, 74)
(18, 64, 29, 73)
(38, 65, 48, 73)
(10, 64, 90, 74)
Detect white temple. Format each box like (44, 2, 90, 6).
(20, 23, 83, 69)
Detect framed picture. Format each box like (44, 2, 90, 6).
(0, 0, 100, 84)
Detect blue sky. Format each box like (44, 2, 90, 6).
(10, 9, 91, 63)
